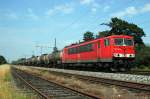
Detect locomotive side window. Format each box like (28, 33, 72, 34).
(72, 48, 75, 53)
(68, 43, 93, 54)
(79, 43, 93, 52)
(104, 39, 110, 46)
(87, 44, 93, 51)
(68, 48, 72, 54)
(79, 45, 84, 52)
(68, 47, 77, 54)
(98, 41, 100, 48)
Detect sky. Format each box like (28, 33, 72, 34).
(0, 0, 150, 62)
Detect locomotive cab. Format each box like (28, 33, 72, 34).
(113, 36, 135, 58)
(111, 35, 135, 71)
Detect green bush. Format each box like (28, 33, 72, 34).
(0, 55, 7, 65)
(135, 45, 150, 68)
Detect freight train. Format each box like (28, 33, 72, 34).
(14, 35, 135, 71)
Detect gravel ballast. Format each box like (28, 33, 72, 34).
(25, 66, 150, 84)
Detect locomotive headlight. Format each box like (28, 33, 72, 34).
(126, 54, 135, 58)
(113, 53, 125, 57)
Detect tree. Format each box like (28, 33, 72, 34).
(96, 30, 109, 38)
(83, 31, 94, 41)
(135, 45, 150, 68)
(101, 17, 145, 45)
(0, 55, 7, 64)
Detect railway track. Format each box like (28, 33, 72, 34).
(30, 67, 150, 93)
(11, 67, 101, 99)
(74, 75, 150, 92)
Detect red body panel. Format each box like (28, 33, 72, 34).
(62, 35, 135, 63)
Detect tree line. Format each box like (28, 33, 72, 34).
(0, 55, 7, 65)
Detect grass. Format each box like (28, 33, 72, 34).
(132, 65, 150, 72)
(0, 64, 36, 99)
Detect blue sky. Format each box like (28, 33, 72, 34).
(0, 0, 150, 62)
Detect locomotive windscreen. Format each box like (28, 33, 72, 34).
(114, 38, 133, 46)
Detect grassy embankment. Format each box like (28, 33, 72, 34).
(0, 64, 36, 99)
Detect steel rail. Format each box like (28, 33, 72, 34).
(12, 67, 102, 99)
(37, 69, 150, 92)
(12, 68, 50, 99)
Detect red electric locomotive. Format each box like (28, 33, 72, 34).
(62, 35, 135, 71)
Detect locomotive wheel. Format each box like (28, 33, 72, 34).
(110, 67, 118, 72)
(119, 67, 126, 72)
